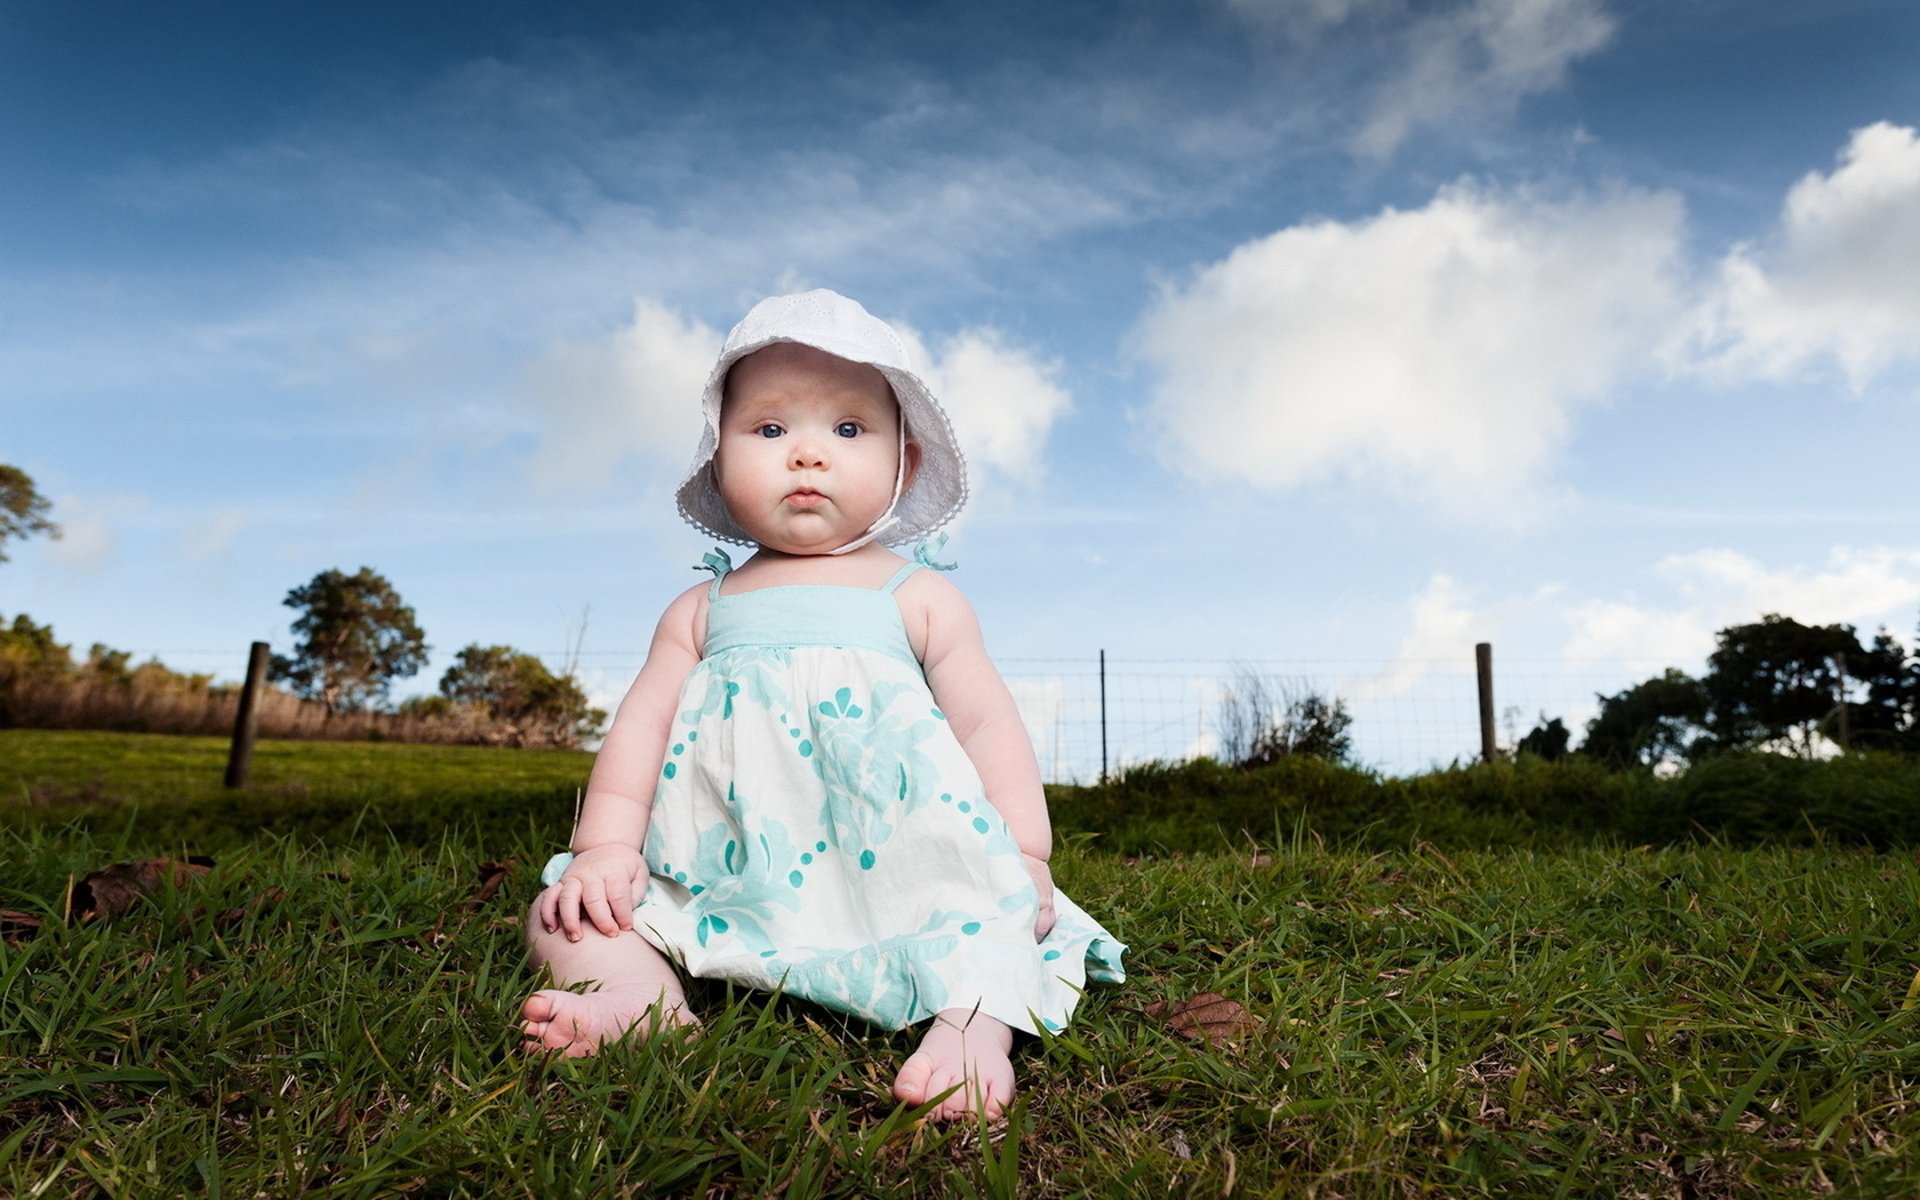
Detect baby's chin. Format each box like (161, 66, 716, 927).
(743, 516, 889, 557)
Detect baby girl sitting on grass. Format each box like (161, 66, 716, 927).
(520, 289, 1124, 1119)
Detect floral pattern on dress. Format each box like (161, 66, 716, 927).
(589, 560, 1127, 1035)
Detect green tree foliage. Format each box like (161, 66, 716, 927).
(270, 568, 429, 712)
(1844, 628, 1919, 752)
(1516, 715, 1571, 761)
(1583, 669, 1709, 768)
(0, 613, 72, 678)
(1702, 614, 1863, 756)
(434, 643, 606, 746)
(0, 465, 60, 563)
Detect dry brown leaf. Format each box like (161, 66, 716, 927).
(72, 856, 214, 922)
(2, 909, 45, 940)
(1145, 992, 1257, 1045)
(465, 859, 517, 912)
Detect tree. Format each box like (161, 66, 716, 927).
(1214, 668, 1354, 767)
(0, 613, 71, 677)
(270, 567, 428, 712)
(0, 465, 60, 563)
(437, 643, 605, 746)
(1516, 715, 1571, 761)
(1583, 669, 1709, 768)
(1701, 614, 1862, 756)
(1850, 627, 1919, 752)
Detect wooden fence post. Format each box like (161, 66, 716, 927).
(225, 641, 270, 789)
(1476, 642, 1496, 764)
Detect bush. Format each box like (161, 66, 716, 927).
(1048, 751, 1920, 855)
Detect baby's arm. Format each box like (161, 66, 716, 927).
(912, 574, 1056, 938)
(539, 583, 705, 941)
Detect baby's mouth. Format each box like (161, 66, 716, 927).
(785, 488, 827, 510)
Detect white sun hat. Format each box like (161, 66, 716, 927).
(675, 289, 969, 552)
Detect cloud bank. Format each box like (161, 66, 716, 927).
(1137, 181, 1685, 521)
(1564, 545, 1920, 671)
(1686, 122, 1920, 388)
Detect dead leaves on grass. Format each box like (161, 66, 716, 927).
(70, 855, 214, 922)
(1143, 992, 1258, 1045)
(2, 909, 45, 941)
(465, 860, 517, 912)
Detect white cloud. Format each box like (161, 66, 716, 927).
(521, 298, 722, 489)
(1356, 0, 1616, 160)
(1564, 545, 1920, 672)
(895, 326, 1072, 484)
(1685, 122, 1920, 388)
(1137, 181, 1685, 522)
(46, 494, 148, 574)
(1360, 573, 1483, 699)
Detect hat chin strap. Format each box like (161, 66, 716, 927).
(826, 422, 908, 557)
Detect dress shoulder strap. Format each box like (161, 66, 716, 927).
(880, 535, 961, 593)
(879, 560, 921, 594)
(696, 547, 734, 601)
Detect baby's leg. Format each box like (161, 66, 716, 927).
(892, 1009, 1016, 1120)
(521, 898, 696, 1056)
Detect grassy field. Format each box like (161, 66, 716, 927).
(7, 731, 1920, 1195)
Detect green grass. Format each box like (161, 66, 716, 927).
(1, 729, 592, 852)
(8, 730, 1920, 1194)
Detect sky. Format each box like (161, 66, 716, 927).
(4, 0, 1918, 775)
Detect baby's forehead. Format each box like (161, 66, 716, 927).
(721, 342, 900, 412)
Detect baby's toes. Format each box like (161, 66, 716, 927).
(928, 1069, 976, 1120)
(891, 1052, 939, 1106)
(978, 1071, 1014, 1121)
(521, 989, 563, 1026)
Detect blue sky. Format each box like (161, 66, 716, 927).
(5, 0, 1918, 773)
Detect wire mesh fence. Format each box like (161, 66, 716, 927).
(130, 645, 1646, 780)
(997, 655, 1637, 781)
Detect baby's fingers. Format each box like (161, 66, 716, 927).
(603, 874, 637, 931)
(557, 878, 586, 940)
(582, 878, 621, 938)
(537, 884, 561, 933)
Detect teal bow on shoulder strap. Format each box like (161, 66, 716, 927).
(696, 547, 735, 579)
(912, 533, 958, 572)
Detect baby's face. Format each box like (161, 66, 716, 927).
(714, 343, 916, 555)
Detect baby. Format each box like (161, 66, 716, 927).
(520, 289, 1124, 1120)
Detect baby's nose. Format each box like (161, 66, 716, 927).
(789, 436, 828, 469)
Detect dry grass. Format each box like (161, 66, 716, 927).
(0, 669, 577, 748)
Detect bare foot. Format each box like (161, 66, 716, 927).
(892, 1009, 1016, 1120)
(519, 983, 696, 1056)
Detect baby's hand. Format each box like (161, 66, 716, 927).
(1022, 852, 1056, 941)
(538, 843, 647, 941)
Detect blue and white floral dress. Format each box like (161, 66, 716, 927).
(545, 549, 1126, 1034)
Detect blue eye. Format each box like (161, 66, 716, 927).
(835, 422, 861, 438)
(754, 424, 783, 439)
